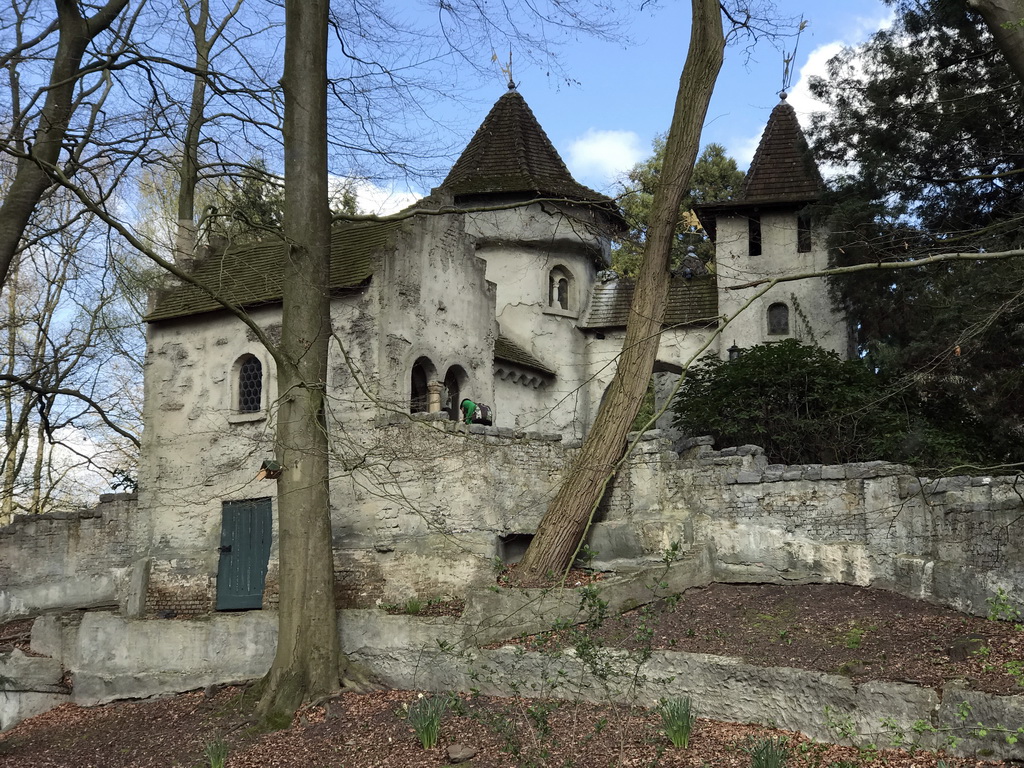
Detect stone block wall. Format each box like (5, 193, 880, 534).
(2, 430, 1021, 624)
(603, 434, 1024, 618)
(0, 494, 139, 623)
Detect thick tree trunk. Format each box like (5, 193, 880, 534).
(0, 0, 128, 293)
(967, 0, 1024, 86)
(517, 0, 726, 582)
(256, 0, 340, 723)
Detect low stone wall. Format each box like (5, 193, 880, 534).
(590, 434, 1024, 620)
(4, 428, 1021, 625)
(0, 494, 140, 623)
(7, 572, 1022, 760)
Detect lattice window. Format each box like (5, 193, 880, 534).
(238, 355, 263, 412)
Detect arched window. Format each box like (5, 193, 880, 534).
(443, 365, 468, 421)
(548, 267, 573, 311)
(767, 303, 790, 335)
(237, 355, 263, 412)
(410, 358, 432, 413)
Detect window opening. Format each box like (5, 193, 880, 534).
(548, 267, 573, 311)
(748, 215, 762, 256)
(238, 355, 263, 412)
(767, 303, 790, 335)
(410, 363, 429, 413)
(443, 366, 467, 421)
(797, 215, 812, 253)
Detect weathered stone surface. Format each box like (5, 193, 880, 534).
(447, 743, 478, 763)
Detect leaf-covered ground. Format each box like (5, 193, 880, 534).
(2, 583, 1021, 767)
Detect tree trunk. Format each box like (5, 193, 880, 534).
(967, 0, 1024, 86)
(256, 0, 340, 723)
(0, 0, 128, 293)
(516, 0, 726, 582)
(174, 0, 212, 270)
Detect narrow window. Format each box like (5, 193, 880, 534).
(548, 267, 573, 311)
(767, 303, 789, 335)
(748, 215, 762, 256)
(556, 278, 569, 310)
(797, 214, 812, 253)
(410, 363, 429, 413)
(238, 355, 263, 412)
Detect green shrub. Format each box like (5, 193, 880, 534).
(747, 736, 789, 768)
(657, 696, 695, 748)
(203, 739, 228, 768)
(671, 339, 977, 467)
(407, 694, 447, 748)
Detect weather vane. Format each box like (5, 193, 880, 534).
(781, 17, 808, 97)
(493, 46, 516, 90)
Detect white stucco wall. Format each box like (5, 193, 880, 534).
(714, 210, 848, 357)
(463, 204, 610, 435)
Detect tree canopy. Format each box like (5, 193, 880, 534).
(671, 340, 988, 468)
(807, 0, 1024, 467)
(614, 140, 744, 276)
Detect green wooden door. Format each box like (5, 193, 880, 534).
(216, 498, 272, 611)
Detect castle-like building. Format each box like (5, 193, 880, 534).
(138, 87, 846, 611)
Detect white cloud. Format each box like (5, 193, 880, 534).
(329, 176, 422, 216)
(352, 182, 421, 216)
(566, 129, 645, 189)
(733, 8, 896, 171)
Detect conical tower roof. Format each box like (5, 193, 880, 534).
(440, 87, 611, 206)
(738, 94, 824, 204)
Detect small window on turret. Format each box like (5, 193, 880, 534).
(797, 215, 812, 253)
(748, 215, 762, 256)
(767, 303, 789, 335)
(548, 267, 573, 311)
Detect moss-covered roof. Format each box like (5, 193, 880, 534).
(440, 88, 612, 206)
(146, 220, 404, 322)
(579, 274, 719, 330)
(494, 334, 555, 376)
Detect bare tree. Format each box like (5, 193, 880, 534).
(252, 0, 341, 721)
(517, 0, 726, 581)
(0, 0, 131, 292)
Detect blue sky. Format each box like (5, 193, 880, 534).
(359, 0, 892, 211)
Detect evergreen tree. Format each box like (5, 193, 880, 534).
(614, 140, 744, 276)
(807, 0, 1024, 467)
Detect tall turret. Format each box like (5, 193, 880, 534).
(433, 87, 623, 435)
(698, 94, 847, 357)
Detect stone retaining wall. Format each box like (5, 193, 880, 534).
(0, 494, 141, 623)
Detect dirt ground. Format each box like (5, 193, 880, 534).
(1, 582, 1022, 768)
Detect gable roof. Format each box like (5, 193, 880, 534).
(738, 95, 824, 205)
(440, 88, 612, 207)
(146, 219, 404, 322)
(579, 274, 719, 330)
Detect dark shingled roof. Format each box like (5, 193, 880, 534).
(579, 274, 719, 330)
(494, 335, 555, 376)
(441, 89, 612, 206)
(739, 96, 824, 205)
(146, 219, 404, 322)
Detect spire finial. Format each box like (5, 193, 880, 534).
(491, 46, 516, 90)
